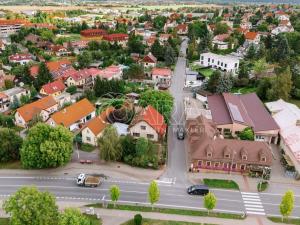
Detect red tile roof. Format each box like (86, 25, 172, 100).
(143, 53, 157, 63)
(9, 53, 32, 62)
(30, 59, 72, 77)
(41, 80, 65, 95)
(80, 29, 107, 37)
(152, 67, 172, 77)
(245, 32, 258, 40)
(130, 105, 167, 136)
(103, 33, 129, 42)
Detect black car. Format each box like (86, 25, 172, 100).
(177, 126, 185, 140)
(187, 185, 209, 196)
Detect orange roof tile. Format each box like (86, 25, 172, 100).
(50, 98, 95, 128)
(245, 32, 258, 40)
(17, 96, 57, 122)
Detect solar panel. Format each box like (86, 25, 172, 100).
(228, 103, 244, 123)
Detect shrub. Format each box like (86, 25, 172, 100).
(134, 214, 142, 225)
(66, 85, 77, 95)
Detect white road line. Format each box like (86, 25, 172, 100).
(245, 204, 263, 208)
(247, 211, 266, 216)
(241, 192, 265, 215)
(241, 192, 259, 195)
(245, 207, 265, 212)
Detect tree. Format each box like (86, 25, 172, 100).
(3, 186, 59, 225)
(253, 58, 267, 79)
(4, 79, 14, 89)
(88, 40, 100, 51)
(275, 67, 292, 101)
(148, 180, 160, 210)
(214, 22, 229, 35)
(110, 185, 121, 207)
(238, 127, 254, 140)
(280, 190, 295, 221)
(238, 61, 249, 80)
(203, 192, 217, 215)
(246, 44, 256, 60)
(77, 51, 92, 69)
(164, 44, 176, 66)
(135, 137, 149, 157)
(10, 95, 20, 110)
(153, 15, 167, 30)
(120, 135, 136, 159)
(216, 74, 233, 93)
(66, 85, 77, 95)
(128, 34, 145, 54)
(124, 64, 144, 80)
(22, 65, 33, 85)
(0, 128, 23, 162)
(151, 39, 164, 61)
(206, 70, 221, 93)
(98, 125, 122, 161)
(35, 62, 52, 89)
(20, 123, 73, 169)
(59, 208, 90, 225)
(139, 90, 174, 123)
(275, 34, 290, 62)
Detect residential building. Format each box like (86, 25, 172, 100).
(81, 107, 113, 146)
(187, 116, 272, 173)
(48, 45, 71, 57)
(9, 53, 33, 65)
(65, 69, 95, 87)
(93, 65, 123, 81)
(0, 19, 27, 37)
(103, 33, 129, 47)
(54, 92, 72, 108)
(199, 52, 240, 74)
(265, 99, 300, 178)
(207, 93, 279, 143)
(245, 32, 260, 45)
(129, 105, 167, 141)
(63, 40, 89, 55)
(151, 67, 172, 86)
(176, 24, 188, 35)
(48, 98, 96, 131)
(0, 87, 30, 112)
(40, 80, 66, 97)
(0, 93, 9, 112)
(271, 25, 294, 35)
(15, 96, 58, 127)
(80, 29, 107, 39)
(212, 34, 232, 50)
(143, 52, 157, 68)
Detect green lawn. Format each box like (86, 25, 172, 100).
(203, 179, 240, 190)
(87, 203, 244, 220)
(121, 218, 216, 225)
(268, 217, 300, 224)
(0, 218, 9, 225)
(0, 161, 22, 169)
(231, 86, 257, 94)
(190, 64, 214, 78)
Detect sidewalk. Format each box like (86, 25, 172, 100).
(82, 207, 285, 225)
(0, 162, 164, 182)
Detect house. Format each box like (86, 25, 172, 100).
(0, 87, 30, 112)
(159, 34, 171, 43)
(15, 96, 58, 128)
(40, 80, 66, 97)
(271, 25, 294, 35)
(163, 20, 177, 33)
(187, 116, 272, 174)
(65, 69, 94, 87)
(176, 24, 188, 35)
(25, 34, 41, 44)
(48, 45, 71, 57)
(265, 99, 300, 178)
(63, 40, 89, 55)
(143, 52, 157, 68)
(48, 98, 96, 131)
(212, 34, 232, 50)
(128, 105, 167, 141)
(199, 52, 240, 74)
(81, 107, 113, 146)
(207, 93, 279, 143)
(245, 32, 260, 45)
(9, 53, 33, 65)
(0, 70, 15, 89)
(103, 33, 129, 47)
(240, 22, 252, 30)
(93, 65, 123, 81)
(151, 67, 172, 86)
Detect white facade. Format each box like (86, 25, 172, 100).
(129, 120, 159, 141)
(199, 52, 240, 74)
(0, 24, 22, 37)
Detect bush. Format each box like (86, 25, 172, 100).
(134, 214, 142, 225)
(66, 85, 77, 95)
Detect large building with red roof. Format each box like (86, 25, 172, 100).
(80, 29, 107, 39)
(40, 80, 66, 97)
(129, 105, 167, 141)
(0, 19, 28, 37)
(103, 33, 129, 47)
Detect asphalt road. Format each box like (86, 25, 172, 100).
(0, 176, 299, 218)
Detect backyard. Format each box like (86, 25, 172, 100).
(190, 64, 214, 78)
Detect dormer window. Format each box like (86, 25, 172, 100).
(225, 154, 230, 159)
(207, 152, 212, 158)
(261, 157, 266, 162)
(242, 155, 247, 160)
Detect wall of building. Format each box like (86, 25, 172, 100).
(129, 121, 159, 141)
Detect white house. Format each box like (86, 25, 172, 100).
(199, 52, 240, 74)
(9, 53, 33, 65)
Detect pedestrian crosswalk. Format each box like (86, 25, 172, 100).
(241, 192, 265, 216)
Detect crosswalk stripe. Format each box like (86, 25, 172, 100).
(245, 207, 265, 211)
(243, 200, 262, 204)
(241, 192, 259, 195)
(245, 204, 263, 208)
(246, 211, 266, 215)
(242, 197, 260, 200)
(241, 192, 265, 215)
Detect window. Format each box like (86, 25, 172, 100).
(147, 134, 154, 139)
(221, 62, 223, 66)
(214, 162, 220, 167)
(207, 152, 212, 158)
(225, 64, 227, 68)
(241, 164, 246, 170)
(217, 128, 222, 133)
(208, 58, 210, 62)
(133, 132, 140, 137)
(197, 160, 202, 166)
(206, 161, 211, 167)
(86, 136, 91, 142)
(201, 61, 204, 65)
(212, 59, 214, 63)
(235, 63, 238, 68)
(201, 56, 204, 60)
(141, 125, 146, 130)
(242, 155, 247, 160)
(217, 61, 220, 65)
(261, 157, 266, 162)
(231, 163, 236, 169)
(256, 135, 264, 140)
(225, 154, 230, 159)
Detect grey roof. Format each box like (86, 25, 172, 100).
(2, 87, 26, 97)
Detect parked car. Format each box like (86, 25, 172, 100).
(177, 125, 185, 140)
(187, 185, 209, 196)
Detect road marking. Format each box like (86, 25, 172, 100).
(241, 192, 265, 216)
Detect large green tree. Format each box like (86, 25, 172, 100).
(280, 190, 295, 221)
(128, 34, 145, 54)
(164, 44, 176, 66)
(35, 62, 52, 89)
(275, 67, 292, 101)
(123, 64, 144, 80)
(110, 185, 121, 207)
(0, 128, 23, 162)
(148, 180, 160, 210)
(238, 127, 254, 141)
(3, 186, 59, 225)
(59, 208, 90, 225)
(151, 39, 164, 61)
(98, 125, 122, 161)
(139, 90, 174, 123)
(77, 51, 93, 69)
(206, 70, 221, 93)
(20, 123, 73, 169)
